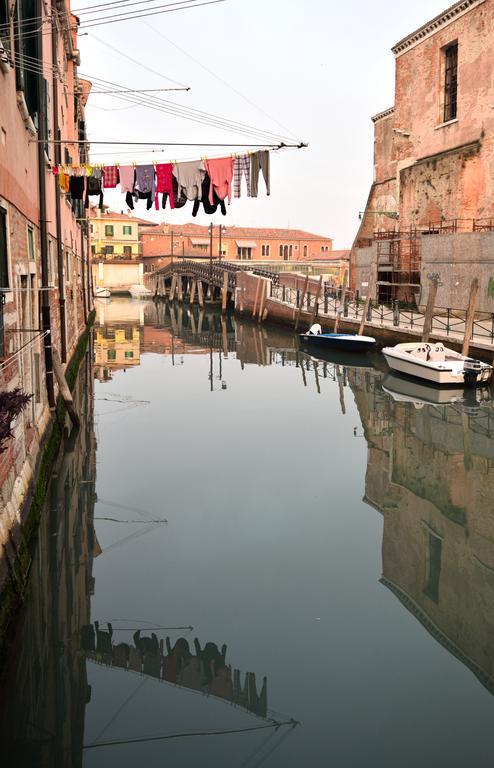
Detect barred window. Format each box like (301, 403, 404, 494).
(444, 42, 458, 123)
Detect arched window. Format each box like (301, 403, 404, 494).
(289, 245, 293, 259)
(279, 244, 283, 258)
(283, 245, 289, 261)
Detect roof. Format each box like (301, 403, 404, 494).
(88, 208, 155, 226)
(310, 249, 350, 262)
(139, 223, 333, 241)
(392, 0, 485, 56)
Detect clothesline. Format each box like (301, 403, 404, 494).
(31, 140, 308, 148)
(53, 148, 289, 215)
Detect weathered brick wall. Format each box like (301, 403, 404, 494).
(420, 231, 494, 311)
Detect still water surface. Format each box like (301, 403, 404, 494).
(2, 297, 494, 767)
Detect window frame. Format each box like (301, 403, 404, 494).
(105, 224, 114, 237)
(443, 41, 458, 123)
(123, 225, 132, 235)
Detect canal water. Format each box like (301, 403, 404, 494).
(2, 297, 494, 767)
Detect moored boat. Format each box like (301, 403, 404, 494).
(300, 325, 376, 354)
(94, 287, 111, 299)
(382, 341, 493, 387)
(129, 284, 153, 299)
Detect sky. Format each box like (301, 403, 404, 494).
(77, 0, 451, 248)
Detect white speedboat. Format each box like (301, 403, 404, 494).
(382, 341, 492, 387)
(129, 284, 153, 299)
(94, 287, 111, 299)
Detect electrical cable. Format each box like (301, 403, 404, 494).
(75, 0, 206, 17)
(78, 0, 226, 29)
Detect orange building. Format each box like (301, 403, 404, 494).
(0, 4, 91, 532)
(352, 0, 494, 307)
(139, 222, 340, 273)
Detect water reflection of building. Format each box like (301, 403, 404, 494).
(94, 298, 145, 381)
(0, 349, 97, 766)
(350, 370, 494, 694)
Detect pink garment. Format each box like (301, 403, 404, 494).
(155, 163, 175, 210)
(119, 165, 135, 193)
(204, 157, 234, 206)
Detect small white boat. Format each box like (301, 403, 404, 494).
(94, 287, 111, 299)
(300, 324, 376, 353)
(382, 373, 466, 406)
(382, 341, 493, 387)
(129, 284, 153, 299)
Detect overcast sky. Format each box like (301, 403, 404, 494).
(78, 0, 450, 248)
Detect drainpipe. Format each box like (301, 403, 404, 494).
(37, 2, 55, 407)
(51, 14, 67, 361)
(80, 221, 87, 323)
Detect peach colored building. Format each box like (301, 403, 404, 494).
(351, 0, 494, 307)
(139, 222, 339, 273)
(0, 4, 91, 536)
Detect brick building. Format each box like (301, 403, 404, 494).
(351, 0, 494, 307)
(0, 3, 91, 531)
(139, 222, 340, 273)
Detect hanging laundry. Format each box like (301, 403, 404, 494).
(155, 163, 175, 210)
(233, 155, 251, 198)
(69, 175, 85, 201)
(134, 164, 155, 210)
(192, 173, 226, 217)
(85, 168, 104, 210)
(119, 165, 136, 209)
(204, 156, 234, 205)
(162, 174, 187, 210)
(250, 150, 270, 197)
(59, 173, 70, 193)
(103, 165, 119, 189)
(173, 160, 205, 201)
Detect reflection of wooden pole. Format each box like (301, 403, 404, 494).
(336, 365, 346, 415)
(295, 276, 309, 331)
(314, 361, 321, 394)
(462, 411, 473, 471)
(177, 275, 183, 303)
(190, 280, 197, 304)
(197, 281, 204, 308)
(221, 272, 229, 314)
(53, 348, 79, 427)
(309, 276, 324, 328)
(422, 279, 439, 342)
(252, 277, 261, 319)
(221, 315, 228, 358)
(462, 278, 479, 356)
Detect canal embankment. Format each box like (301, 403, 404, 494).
(236, 271, 494, 362)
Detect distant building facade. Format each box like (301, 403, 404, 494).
(90, 208, 154, 293)
(351, 0, 494, 307)
(139, 223, 341, 273)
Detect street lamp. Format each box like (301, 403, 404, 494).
(218, 225, 227, 262)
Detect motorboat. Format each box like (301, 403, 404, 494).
(129, 284, 153, 299)
(300, 324, 376, 354)
(382, 341, 493, 387)
(94, 286, 111, 299)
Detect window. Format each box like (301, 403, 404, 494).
(283, 245, 289, 261)
(0, 0, 11, 56)
(289, 245, 293, 259)
(279, 245, 283, 258)
(65, 251, 71, 282)
(444, 42, 458, 122)
(192, 243, 208, 251)
(107, 349, 116, 361)
(0, 208, 7, 360)
(261, 244, 270, 257)
(124, 351, 134, 359)
(105, 225, 114, 237)
(48, 239, 54, 284)
(303, 245, 308, 258)
(0, 208, 9, 289)
(90, 224, 94, 234)
(123, 225, 132, 235)
(27, 227, 35, 260)
(123, 246, 132, 257)
(424, 532, 442, 603)
(105, 245, 114, 255)
(91, 245, 96, 255)
(14, 0, 40, 119)
(237, 247, 252, 260)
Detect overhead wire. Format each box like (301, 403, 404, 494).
(78, 0, 226, 29)
(141, 19, 301, 142)
(75, 0, 206, 16)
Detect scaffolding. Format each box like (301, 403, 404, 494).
(375, 228, 421, 303)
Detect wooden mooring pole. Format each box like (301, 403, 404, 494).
(309, 275, 323, 328)
(462, 278, 479, 357)
(334, 271, 348, 334)
(252, 277, 262, 319)
(422, 278, 439, 343)
(358, 274, 375, 336)
(294, 275, 309, 332)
